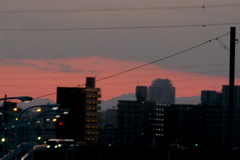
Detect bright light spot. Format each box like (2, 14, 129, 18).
(1, 138, 6, 142)
(36, 108, 42, 112)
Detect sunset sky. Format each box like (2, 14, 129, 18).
(0, 0, 240, 107)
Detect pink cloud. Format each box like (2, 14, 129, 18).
(0, 56, 237, 103)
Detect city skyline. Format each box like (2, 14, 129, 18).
(0, 1, 240, 104)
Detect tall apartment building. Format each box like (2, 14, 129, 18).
(56, 77, 101, 142)
(201, 90, 221, 106)
(116, 86, 166, 146)
(99, 108, 118, 145)
(115, 85, 240, 148)
(117, 100, 145, 146)
(117, 100, 204, 147)
(200, 90, 227, 144)
(164, 104, 204, 146)
(221, 85, 240, 108)
(221, 85, 240, 146)
(199, 86, 240, 147)
(148, 78, 175, 104)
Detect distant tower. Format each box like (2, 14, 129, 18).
(136, 86, 148, 101)
(148, 78, 175, 104)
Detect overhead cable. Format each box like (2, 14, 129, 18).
(0, 4, 240, 13)
(0, 23, 240, 32)
(32, 33, 229, 100)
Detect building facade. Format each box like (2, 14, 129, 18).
(117, 100, 145, 146)
(56, 77, 101, 142)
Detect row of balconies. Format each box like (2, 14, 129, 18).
(86, 105, 101, 111)
(86, 113, 100, 117)
(85, 138, 98, 141)
(85, 92, 101, 98)
(86, 126, 99, 129)
(85, 100, 101, 104)
(85, 131, 99, 135)
(86, 119, 100, 123)
(84, 88, 101, 92)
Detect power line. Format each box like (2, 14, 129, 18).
(0, 4, 240, 13)
(0, 23, 239, 32)
(0, 76, 234, 90)
(33, 33, 229, 100)
(0, 68, 235, 81)
(0, 62, 235, 73)
(93, 34, 229, 82)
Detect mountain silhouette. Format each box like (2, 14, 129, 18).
(101, 93, 200, 111)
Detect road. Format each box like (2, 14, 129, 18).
(20, 144, 240, 160)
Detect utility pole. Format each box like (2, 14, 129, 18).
(229, 27, 236, 160)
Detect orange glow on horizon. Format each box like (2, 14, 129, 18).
(0, 56, 238, 102)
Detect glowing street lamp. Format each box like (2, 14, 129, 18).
(0, 96, 32, 127)
(16, 103, 60, 120)
(33, 109, 70, 122)
(52, 118, 57, 122)
(7, 104, 60, 160)
(28, 109, 70, 159)
(36, 108, 42, 112)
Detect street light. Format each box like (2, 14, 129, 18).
(0, 106, 64, 160)
(28, 109, 70, 160)
(0, 96, 33, 125)
(0, 96, 33, 103)
(16, 103, 60, 120)
(4, 103, 60, 160)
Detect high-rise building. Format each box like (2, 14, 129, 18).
(99, 108, 118, 145)
(56, 77, 101, 142)
(221, 85, 240, 146)
(136, 86, 148, 101)
(117, 100, 145, 146)
(116, 86, 165, 146)
(115, 84, 240, 148)
(148, 78, 175, 104)
(201, 90, 221, 106)
(221, 85, 240, 108)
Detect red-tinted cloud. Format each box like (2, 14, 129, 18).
(0, 56, 237, 103)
